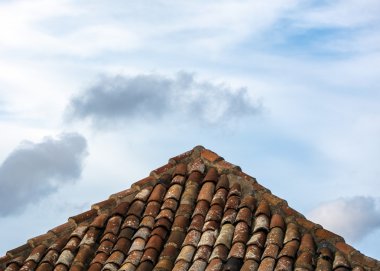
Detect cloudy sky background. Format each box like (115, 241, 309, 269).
(0, 0, 380, 259)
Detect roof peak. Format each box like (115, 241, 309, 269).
(1, 147, 379, 270)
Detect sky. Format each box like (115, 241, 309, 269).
(0, 0, 380, 259)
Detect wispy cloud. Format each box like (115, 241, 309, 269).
(308, 196, 380, 242)
(0, 133, 87, 216)
(66, 72, 261, 126)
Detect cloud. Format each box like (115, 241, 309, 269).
(0, 133, 87, 216)
(66, 72, 261, 126)
(308, 196, 380, 242)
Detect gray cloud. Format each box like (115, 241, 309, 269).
(0, 133, 87, 216)
(66, 72, 261, 126)
(308, 196, 380, 242)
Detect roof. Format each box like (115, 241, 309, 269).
(0, 146, 379, 271)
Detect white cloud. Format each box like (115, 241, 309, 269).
(0, 133, 87, 216)
(66, 72, 261, 126)
(308, 197, 380, 242)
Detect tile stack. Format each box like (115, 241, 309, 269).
(1, 146, 379, 271)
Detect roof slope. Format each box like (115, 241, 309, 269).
(1, 146, 379, 271)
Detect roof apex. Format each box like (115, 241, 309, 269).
(1, 147, 379, 270)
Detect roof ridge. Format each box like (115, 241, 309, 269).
(1, 146, 379, 270)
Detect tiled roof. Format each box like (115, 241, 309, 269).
(1, 146, 379, 271)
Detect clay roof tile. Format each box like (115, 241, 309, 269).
(173, 163, 187, 177)
(216, 174, 229, 190)
(203, 167, 219, 184)
(255, 201, 270, 217)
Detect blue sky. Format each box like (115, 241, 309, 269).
(0, 0, 380, 259)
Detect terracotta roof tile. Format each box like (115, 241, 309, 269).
(121, 215, 140, 230)
(155, 217, 172, 230)
(239, 195, 256, 210)
(275, 256, 293, 271)
(253, 214, 270, 233)
(202, 220, 219, 231)
(91, 252, 107, 266)
(261, 243, 280, 259)
(210, 187, 228, 207)
(215, 224, 234, 249)
(203, 167, 219, 183)
(156, 209, 174, 222)
(216, 174, 229, 190)
(247, 231, 267, 248)
(232, 222, 249, 244)
(135, 260, 153, 271)
(139, 216, 155, 230)
(295, 251, 315, 270)
(193, 245, 211, 262)
(188, 214, 205, 232)
(193, 200, 210, 218)
(172, 215, 190, 231)
(270, 213, 285, 230)
(284, 222, 300, 243)
(176, 245, 195, 263)
(205, 258, 223, 271)
(265, 227, 284, 247)
(166, 231, 185, 248)
(298, 233, 315, 254)
(69, 209, 97, 225)
(148, 185, 167, 203)
(128, 237, 145, 253)
(197, 182, 216, 203)
(118, 262, 135, 271)
(182, 230, 201, 247)
(173, 163, 187, 177)
(143, 201, 161, 218)
(205, 204, 223, 222)
(241, 259, 259, 271)
(278, 240, 299, 258)
(315, 256, 332, 271)
(150, 226, 168, 241)
(333, 251, 350, 269)
(258, 256, 276, 271)
(1, 146, 378, 271)
(172, 260, 190, 271)
(255, 200, 271, 217)
(171, 175, 186, 186)
(164, 184, 182, 201)
(245, 244, 262, 262)
(126, 200, 145, 218)
(132, 227, 150, 241)
(235, 207, 252, 225)
(224, 195, 240, 211)
(209, 244, 228, 262)
(36, 262, 53, 271)
(221, 209, 237, 225)
(160, 244, 180, 262)
(319, 246, 334, 261)
(228, 242, 246, 259)
(145, 235, 164, 251)
(200, 149, 222, 163)
(198, 230, 218, 247)
(188, 157, 205, 174)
